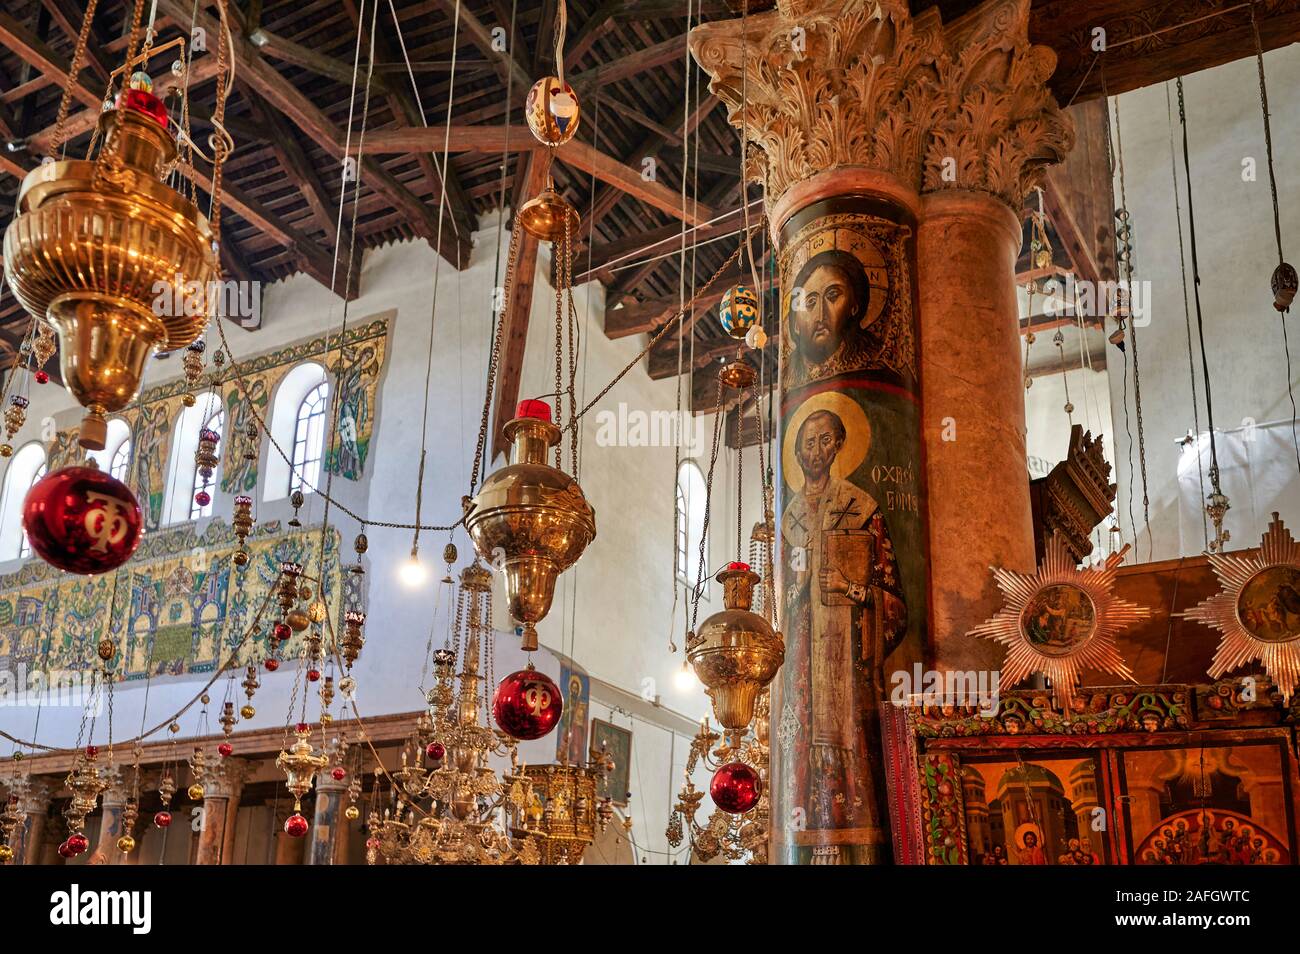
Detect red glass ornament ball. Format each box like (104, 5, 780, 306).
(34, 370, 48, 384)
(492, 667, 563, 741)
(331, 767, 346, 781)
(61, 833, 89, 857)
(22, 466, 143, 575)
(710, 761, 762, 815)
(153, 811, 172, 829)
(284, 813, 309, 838)
(194, 490, 211, 507)
(217, 743, 233, 758)
(273, 622, 291, 641)
(307, 669, 321, 683)
(425, 742, 445, 761)
(264, 658, 279, 672)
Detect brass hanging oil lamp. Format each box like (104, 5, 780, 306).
(466, 401, 595, 651)
(3, 58, 218, 450)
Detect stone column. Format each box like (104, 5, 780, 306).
(195, 759, 247, 865)
(6, 777, 53, 865)
(272, 802, 307, 865)
(87, 768, 130, 865)
(691, 0, 1071, 864)
(306, 771, 347, 865)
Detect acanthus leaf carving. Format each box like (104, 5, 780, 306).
(689, 0, 1074, 211)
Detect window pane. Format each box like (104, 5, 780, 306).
(290, 382, 328, 495)
(110, 439, 132, 482)
(190, 411, 223, 520)
(19, 464, 46, 558)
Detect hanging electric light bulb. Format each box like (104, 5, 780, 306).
(400, 546, 427, 588)
(674, 658, 698, 691)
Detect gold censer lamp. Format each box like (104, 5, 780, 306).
(2, 75, 216, 449)
(686, 563, 784, 732)
(465, 400, 595, 651)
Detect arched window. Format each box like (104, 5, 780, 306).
(0, 443, 47, 561)
(163, 402, 224, 525)
(190, 409, 223, 520)
(88, 418, 131, 482)
(17, 463, 45, 559)
(265, 363, 329, 502)
(109, 438, 132, 482)
(290, 381, 328, 496)
(675, 460, 708, 590)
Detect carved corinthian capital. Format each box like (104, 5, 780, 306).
(690, 0, 1074, 210)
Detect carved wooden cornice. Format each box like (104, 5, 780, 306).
(689, 0, 1074, 210)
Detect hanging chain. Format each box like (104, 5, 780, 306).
(689, 376, 728, 632)
(1176, 76, 1230, 552)
(50, 0, 107, 157)
(1249, 1, 1284, 268)
(470, 226, 521, 491)
(1164, 82, 1210, 549)
(1109, 81, 1152, 553)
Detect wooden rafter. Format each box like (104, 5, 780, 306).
(0, 10, 101, 112)
(155, 0, 470, 269)
(490, 150, 550, 462)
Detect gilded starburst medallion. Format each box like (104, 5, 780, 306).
(969, 537, 1149, 708)
(1185, 512, 1300, 701)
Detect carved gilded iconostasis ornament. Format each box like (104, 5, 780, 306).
(1185, 512, 1300, 701)
(969, 538, 1150, 708)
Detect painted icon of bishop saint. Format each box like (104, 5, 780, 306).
(780, 408, 906, 849)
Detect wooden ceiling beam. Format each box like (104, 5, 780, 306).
(41, 0, 112, 84)
(604, 261, 760, 339)
(569, 34, 687, 94)
(358, 4, 478, 243)
(553, 137, 714, 226)
(246, 25, 389, 91)
(563, 0, 620, 70)
(0, 10, 103, 112)
(189, 167, 359, 299)
(243, 95, 337, 239)
(490, 151, 550, 462)
(155, 0, 469, 269)
(428, 0, 532, 94)
(352, 125, 714, 225)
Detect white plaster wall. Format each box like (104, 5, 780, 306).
(1104, 48, 1300, 561)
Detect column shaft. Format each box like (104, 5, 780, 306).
(771, 176, 928, 865)
(307, 778, 347, 865)
(917, 191, 1035, 670)
(195, 797, 231, 865)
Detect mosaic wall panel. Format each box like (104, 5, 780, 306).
(0, 519, 342, 684)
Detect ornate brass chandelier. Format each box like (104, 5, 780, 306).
(667, 690, 771, 864)
(506, 750, 616, 865)
(367, 563, 539, 864)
